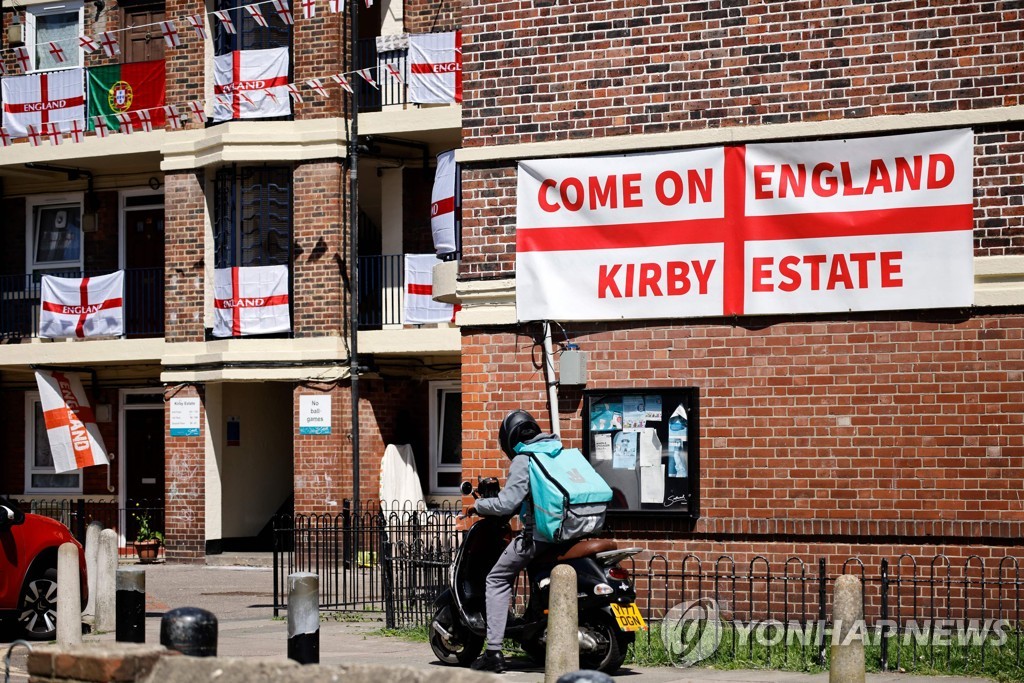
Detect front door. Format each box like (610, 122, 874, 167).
(123, 205, 164, 336)
(123, 406, 164, 541)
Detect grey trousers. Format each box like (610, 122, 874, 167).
(484, 533, 548, 650)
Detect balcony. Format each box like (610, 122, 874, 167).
(0, 268, 164, 341)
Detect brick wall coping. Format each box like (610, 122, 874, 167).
(456, 104, 1024, 164)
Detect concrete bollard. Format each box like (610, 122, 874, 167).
(287, 572, 319, 664)
(556, 672, 614, 683)
(56, 542, 82, 647)
(115, 567, 146, 643)
(160, 607, 218, 657)
(545, 564, 579, 683)
(830, 574, 866, 683)
(82, 521, 103, 618)
(94, 528, 119, 633)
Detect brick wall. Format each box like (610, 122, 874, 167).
(461, 313, 1024, 548)
(292, 8, 345, 119)
(164, 385, 206, 563)
(292, 161, 347, 337)
(405, 0, 460, 35)
(164, 171, 206, 343)
(165, 0, 205, 128)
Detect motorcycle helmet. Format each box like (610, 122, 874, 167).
(499, 409, 541, 459)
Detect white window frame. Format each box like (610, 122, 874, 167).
(26, 2, 85, 72)
(427, 380, 461, 495)
(25, 391, 83, 494)
(26, 193, 85, 275)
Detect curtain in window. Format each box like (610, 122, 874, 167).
(214, 166, 293, 268)
(35, 12, 80, 70)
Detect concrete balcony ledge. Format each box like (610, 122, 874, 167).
(432, 259, 459, 304)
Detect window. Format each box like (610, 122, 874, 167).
(27, 195, 84, 275)
(25, 393, 82, 493)
(428, 380, 461, 494)
(27, 2, 84, 71)
(214, 0, 291, 52)
(214, 166, 292, 268)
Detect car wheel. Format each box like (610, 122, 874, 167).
(19, 567, 59, 640)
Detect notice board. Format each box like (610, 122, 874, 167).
(582, 387, 699, 518)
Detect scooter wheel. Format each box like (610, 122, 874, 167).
(430, 605, 484, 667)
(579, 612, 630, 674)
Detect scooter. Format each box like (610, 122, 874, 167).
(429, 478, 645, 674)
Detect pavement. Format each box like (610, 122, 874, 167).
(0, 559, 995, 683)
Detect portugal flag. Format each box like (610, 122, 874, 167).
(87, 59, 166, 132)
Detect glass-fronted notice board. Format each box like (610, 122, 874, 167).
(582, 388, 700, 518)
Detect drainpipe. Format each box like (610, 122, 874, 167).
(348, 0, 361, 511)
(542, 321, 560, 437)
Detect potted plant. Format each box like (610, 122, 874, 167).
(132, 509, 163, 564)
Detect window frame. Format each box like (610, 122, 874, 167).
(26, 193, 85, 275)
(26, 1, 85, 72)
(427, 380, 461, 495)
(25, 391, 83, 494)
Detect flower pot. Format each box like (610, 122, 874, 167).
(134, 540, 161, 564)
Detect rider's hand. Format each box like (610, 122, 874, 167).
(466, 506, 477, 518)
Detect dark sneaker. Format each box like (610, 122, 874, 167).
(470, 649, 506, 673)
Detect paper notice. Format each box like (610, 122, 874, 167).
(641, 465, 665, 503)
(639, 428, 662, 467)
(612, 431, 638, 469)
(594, 433, 613, 461)
(623, 394, 646, 430)
(645, 395, 663, 421)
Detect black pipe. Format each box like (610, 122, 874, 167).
(349, 0, 361, 511)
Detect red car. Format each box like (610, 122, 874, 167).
(0, 499, 88, 640)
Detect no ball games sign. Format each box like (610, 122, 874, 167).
(515, 129, 974, 322)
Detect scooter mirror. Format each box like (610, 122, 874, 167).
(460, 481, 474, 496)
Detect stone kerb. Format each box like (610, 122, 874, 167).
(27, 643, 499, 683)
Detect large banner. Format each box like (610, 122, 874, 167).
(403, 254, 457, 324)
(87, 59, 166, 132)
(431, 149, 458, 254)
(1, 69, 86, 138)
(40, 271, 124, 339)
(34, 370, 110, 473)
(213, 47, 290, 121)
(408, 31, 462, 104)
(516, 129, 974, 321)
(213, 265, 291, 337)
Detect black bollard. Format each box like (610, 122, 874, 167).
(556, 672, 615, 683)
(287, 572, 319, 664)
(160, 607, 218, 657)
(115, 567, 146, 643)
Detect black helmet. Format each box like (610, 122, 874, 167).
(499, 409, 542, 459)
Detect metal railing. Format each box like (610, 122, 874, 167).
(4, 497, 164, 548)
(0, 268, 164, 340)
(273, 500, 460, 627)
(355, 39, 408, 111)
(358, 254, 404, 328)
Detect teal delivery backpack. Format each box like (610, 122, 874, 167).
(517, 439, 613, 543)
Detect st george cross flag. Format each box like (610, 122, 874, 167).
(34, 370, 110, 474)
(408, 31, 462, 104)
(213, 265, 291, 337)
(40, 271, 124, 338)
(431, 149, 458, 254)
(403, 254, 456, 324)
(213, 47, 291, 121)
(1, 69, 85, 139)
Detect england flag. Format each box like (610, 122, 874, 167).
(213, 265, 291, 337)
(408, 31, 461, 104)
(40, 271, 124, 338)
(34, 370, 110, 474)
(213, 47, 291, 121)
(431, 149, 458, 255)
(1, 69, 85, 139)
(403, 254, 456, 325)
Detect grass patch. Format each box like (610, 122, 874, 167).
(371, 625, 431, 642)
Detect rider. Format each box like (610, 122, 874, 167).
(466, 409, 557, 673)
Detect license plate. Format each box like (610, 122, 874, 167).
(610, 602, 647, 631)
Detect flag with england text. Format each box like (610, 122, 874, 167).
(431, 149, 458, 254)
(408, 31, 461, 104)
(40, 271, 124, 338)
(87, 60, 166, 132)
(516, 129, 974, 322)
(403, 254, 456, 324)
(34, 370, 110, 473)
(213, 47, 290, 121)
(1, 69, 85, 138)
(213, 265, 291, 337)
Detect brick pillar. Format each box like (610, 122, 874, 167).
(292, 160, 347, 338)
(164, 385, 206, 563)
(164, 170, 206, 342)
(165, 0, 206, 129)
(292, 2, 344, 119)
(293, 384, 350, 514)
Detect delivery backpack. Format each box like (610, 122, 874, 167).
(516, 439, 613, 543)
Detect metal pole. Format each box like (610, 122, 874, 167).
(349, 0, 361, 512)
(542, 321, 561, 436)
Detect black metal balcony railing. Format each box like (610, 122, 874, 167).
(355, 39, 408, 111)
(0, 268, 165, 340)
(358, 254, 404, 329)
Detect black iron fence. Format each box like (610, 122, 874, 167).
(0, 268, 164, 340)
(357, 254, 404, 329)
(273, 501, 460, 627)
(5, 497, 165, 548)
